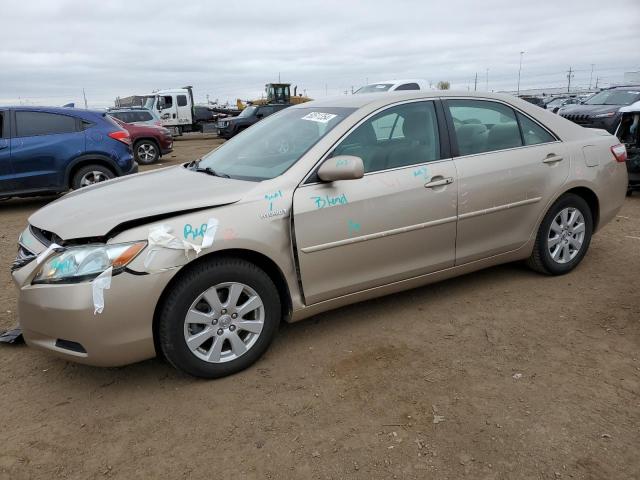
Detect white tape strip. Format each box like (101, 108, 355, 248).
(144, 224, 205, 269)
(36, 243, 63, 265)
(201, 218, 219, 249)
(92, 267, 113, 315)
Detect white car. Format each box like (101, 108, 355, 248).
(354, 79, 428, 94)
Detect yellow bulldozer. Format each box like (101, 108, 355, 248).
(236, 83, 312, 110)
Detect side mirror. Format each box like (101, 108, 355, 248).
(317, 155, 364, 182)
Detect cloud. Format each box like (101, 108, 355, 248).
(1, 0, 638, 107)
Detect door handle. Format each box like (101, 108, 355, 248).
(424, 176, 453, 188)
(543, 154, 563, 164)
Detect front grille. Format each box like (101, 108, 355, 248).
(11, 245, 36, 272)
(561, 113, 592, 125)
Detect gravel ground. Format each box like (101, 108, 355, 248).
(1, 133, 639, 480)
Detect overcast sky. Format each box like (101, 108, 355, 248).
(1, 0, 638, 107)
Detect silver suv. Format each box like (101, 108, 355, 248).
(107, 107, 162, 127)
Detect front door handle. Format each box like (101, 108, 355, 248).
(424, 176, 453, 188)
(543, 154, 563, 164)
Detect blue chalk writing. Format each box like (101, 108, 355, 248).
(413, 166, 428, 179)
(348, 220, 361, 234)
(184, 223, 208, 240)
(264, 190, 283, 212)
(335, 158, 348, 167)
(311, 193, 348, 209)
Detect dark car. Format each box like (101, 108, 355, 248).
(519, 95, 545, 108)
(113, 118, 173, 165)
(559, 86, 640, 133)
(0, 107, 137, 199)
(616, 103, 640, 194)
(216, 104, 290, 139)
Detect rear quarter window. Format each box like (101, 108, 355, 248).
(15, 111, 78, 137)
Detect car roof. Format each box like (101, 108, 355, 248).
(290, 90, 524, 110)
(8, 105, 104, 115)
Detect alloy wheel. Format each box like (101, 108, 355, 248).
(183, 282, 265, 363)
(137, 143, 157, 162)
(547, 207, 585, 264)
(80, 171, 109, 187)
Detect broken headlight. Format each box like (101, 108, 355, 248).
(32, 241, 147, 284)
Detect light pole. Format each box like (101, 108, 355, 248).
(517, 51, 525, 96)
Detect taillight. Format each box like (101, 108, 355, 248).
(610, 144, 627, 163)
(108, 130, 131, 146)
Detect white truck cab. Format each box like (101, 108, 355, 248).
(141, 87, 195, 135)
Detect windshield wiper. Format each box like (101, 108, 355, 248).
(193, 166, 231, 178)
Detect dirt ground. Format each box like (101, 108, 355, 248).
(1, 133, 639, 480)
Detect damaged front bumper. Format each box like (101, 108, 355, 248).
(11, 233, 179, 367)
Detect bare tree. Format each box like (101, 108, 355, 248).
(437, 81, 450, 90)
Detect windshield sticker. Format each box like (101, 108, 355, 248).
(311, 193, 348, 209)
(302, 112, 337, 124)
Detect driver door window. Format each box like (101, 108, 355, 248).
(331, 101, 441, 173)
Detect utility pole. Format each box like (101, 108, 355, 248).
(82, 88, 88, 109)
(474, 72, 478, 91)
(485, 68, 489, 91)
(589, 64, 595, 90)
(566, 66, 574, 93)
(517, 51, 525, 96)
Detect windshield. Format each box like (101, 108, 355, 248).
(584, 89, 640, 106)
(355, 84, 394, 94)
(195, 107, 355, 181)
(547, 98, 567, 107)
(238, 106, 257, 118)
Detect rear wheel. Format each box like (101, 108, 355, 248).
(158, 257, 281, 378)
(71, 164, 114, 189)
(134, 140, 159, 165)
(527, 193, 593, 275)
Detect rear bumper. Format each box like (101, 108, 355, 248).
(14, 267, 178, 367)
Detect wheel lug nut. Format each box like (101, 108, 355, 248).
(212, 319, 218, 325)
(217, 328, 223, 335)
(229, 325, 236, 332)
(221, 309, 227, 314)
(231, 313, 238, 319)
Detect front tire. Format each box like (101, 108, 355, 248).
(157, 257, 281, 378)
(527, 193, 593, 275)
(134, 140, 159, 165)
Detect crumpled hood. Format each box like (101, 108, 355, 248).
(29, 166, 257, 240)
(559, 104, 620, 116)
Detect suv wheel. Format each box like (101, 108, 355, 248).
(134, 140, 159, 165)
(71, 165, 115, 189)
(158, 257, 281, 378)
(527, 193, 593, 275)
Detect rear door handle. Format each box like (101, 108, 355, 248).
(543, 154, 563, 164)
(424, 176, 453, 188)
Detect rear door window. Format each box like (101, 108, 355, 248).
(177, 95, 188, 107)
(447, 100, 523, 156)
(15, 111, 78, 137)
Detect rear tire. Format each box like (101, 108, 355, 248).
(71, 164, 114, 189)
(527, 193, 593, 275)
(134, 140, 159, 165)
(157, 257, 281, 378)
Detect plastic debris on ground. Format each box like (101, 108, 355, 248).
(0, 327, 25, 345)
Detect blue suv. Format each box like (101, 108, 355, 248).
(0, 107, 138, 199)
